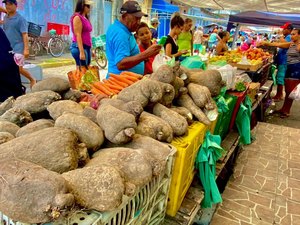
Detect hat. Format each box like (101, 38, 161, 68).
(281, 22, 293, 30)
(120, 1, 148, 17)
(84, 0, 94, 5)
(151, 18, 159, 24)
(2, 0, 17, 5)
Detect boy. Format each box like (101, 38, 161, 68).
(2, 0, 36, 88)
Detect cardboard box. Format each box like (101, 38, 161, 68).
(247, 82, 260, 103)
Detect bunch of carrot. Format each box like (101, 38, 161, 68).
(90, 71, 143, 96)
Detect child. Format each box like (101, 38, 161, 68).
(136, 22, 157, 74)
(164, 12, 187, 61)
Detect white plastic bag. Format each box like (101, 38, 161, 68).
(152, 54, 172, 72)
(289, 84, 300, 101)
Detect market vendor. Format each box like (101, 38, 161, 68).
(106, 1, 161, 76)
(215, 31, 230, 55)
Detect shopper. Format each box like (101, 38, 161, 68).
(177, 18, 193, 61)
(207, 28, 220, 51)
(272, 23, 293, 101)
(70, 0, 93, 68)
(193, 26, 203, 55)
(149, 17, 159, 40)
(136, 22, 157, 74)
(2, 0, 36, 88)
(164, 12, 187, 61)
(106, 1, 161, 75)
(215, 31, 230, 56)
(259, 28, 300, 118)
(0, 27, 23, 101)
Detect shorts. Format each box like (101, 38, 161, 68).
(276, 64, 287, 85)
(286, 63, 300, 79)
(70, 42, 91, 66)
(193, 44, 202, 51)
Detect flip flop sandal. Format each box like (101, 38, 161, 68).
(280, 113, 290, 118)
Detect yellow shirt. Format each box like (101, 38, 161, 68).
(177, 31, 192, 55)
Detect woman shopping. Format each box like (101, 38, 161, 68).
(177, 18, 193, 61)
(215, 31, 230, 55)
(259, 28, 300, 118)
(70, 0, 93, 67)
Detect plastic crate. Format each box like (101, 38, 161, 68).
(0, 147, 176, 225)
(167, 122, 208, 217)
(214, 94, 238, 140)
(92, 35, 106, 48)
(28, 22, 42, 37)
(21, 64, 43, 83)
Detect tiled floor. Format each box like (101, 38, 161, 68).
(211, 122, 300, 225)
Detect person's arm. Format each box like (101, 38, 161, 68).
(73, 16, 85, 61)
(263, 41, 291, 49)
(117, 44, 161, 70)
(0, 6, 6, 13)
(22, 33, 29, 58)
(165, 43, 186, 58)
(297, 43, 300, 52)
(215, 42, 224, 55)
(190, 33, 193, 56)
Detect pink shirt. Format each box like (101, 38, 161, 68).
(70, 13, 92, 47)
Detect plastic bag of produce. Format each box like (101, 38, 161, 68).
(289, 84, 300, 101)
(152, 54, 174, 72)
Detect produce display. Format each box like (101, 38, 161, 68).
(0, 64, 225, 223)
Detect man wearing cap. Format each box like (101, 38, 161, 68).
(272, 22, 293, 101)
(150, 18, 159, 40)
(2, 0, 36, 88)
(106, 0, 161, 76)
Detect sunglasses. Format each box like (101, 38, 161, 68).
(84, 4, 90, 8)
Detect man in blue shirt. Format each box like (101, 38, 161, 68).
(2, 0, 36, 88)
(273, 22, 293, 101)
(106, 1, 161, 76)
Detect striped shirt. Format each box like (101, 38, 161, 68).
(287, 43, 300, 65)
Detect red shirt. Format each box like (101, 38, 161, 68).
(139, 43, 156, 74)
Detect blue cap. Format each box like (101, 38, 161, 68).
(2, 0, 17, 5)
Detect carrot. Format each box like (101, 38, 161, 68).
(101, 83, 118, 94)
(109, 77, 129, 88)
(104, 83, 123, 91)
(106, 79, 124, 89)
(119, 74, 139, 82)
(109, 74, 134, 85)
(120, 71, 143, 79)
(92, 82, 114, 96)
(90, 87, 107, 96)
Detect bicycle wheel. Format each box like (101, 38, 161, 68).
(48, 37, 64, 57)
(95, 47, 107, 69)
(29, 39, 40, 57)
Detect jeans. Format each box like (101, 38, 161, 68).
(286, 63, 300, 79)
(70, 42, 91, 66)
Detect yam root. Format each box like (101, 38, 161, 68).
(82, 106, 98, 124)
(177, 94, 211, 125)
(47, 100, 83, 120)
(0, 132, 14, 144)
(136, 111, 173, 143)
(97, 104, 137, 144)
(170, 106, 193, 124)
(0, 96, 14, 116)
(0, 159, 74, 224)
(87, 147, 152, 186)
(61, 89, 82, 102)
(13, 90, 61, 114)
(153, 103, 188, 136)
(32, 77, 70, 93)
(0, 120, 20, 136)
(117, 79, 163, 107)
(55, 113, 104, 150)
(0, 108, 33, 127)
(172, 77, 185, 98)
(0, 127, 89, 173)
(16, 119, 54, 137)
(150, 64, 177, 84)
(62, 165, 125, 211)
(187, 83, 212, 108)
(158, 82, 175, 107)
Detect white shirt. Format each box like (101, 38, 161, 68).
(193, 30, 203, 44)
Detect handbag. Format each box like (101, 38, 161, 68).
(67, 65, 100, 90)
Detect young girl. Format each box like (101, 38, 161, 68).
(164, 12, 187, 61)
(177, 18, 193, 61)
(136, 22, 157, 74)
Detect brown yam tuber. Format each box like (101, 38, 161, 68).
(170, 106, 193, 124)
(0, 132, 14, 144)
(16, 119, 54, 137)
(158, 82, 175, 107)
(172, 76, 185, 98)
(188, 69, 225, 97)
(150, 64, 177, 84)
(47, 100, 83, 120)
(187, 83, 212, 108)
(62, 165, 125, 211)
(62, 89, 82, 102)
(0, 96, 14, 116)
(153, 103, 188, 136)
(0, 120, 20, 135)
(87, 147, 152, 186)
(0, 127, 89, 173)
(117, 79, 163, 107)
(177, 94, 211, 125)
(0, 159, 74, 224)
(13, 90, 61, 114)
(136, 111, 173, 143)
(55, 113, 104, 150)
(97, 104, 137, 144)
(82, 106, 98, 124)
(100, 98, 143, 120)
(32, 77, 70, 93)
(0, 108, 33, 127)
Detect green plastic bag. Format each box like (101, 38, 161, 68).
(181, 55, 206, 70)
(270, 64, 277, 86)
(195, 131, 225, 208)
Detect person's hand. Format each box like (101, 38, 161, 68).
(80, 51, 86, 60)
(145, 44, 161, 57)
(0, 6, 7, 14)
(0, 20, 4, 25)
(23, 49, 29, 59)
(30, 79, 36, 88)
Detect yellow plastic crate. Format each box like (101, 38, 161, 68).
(167, 122, 208, 216)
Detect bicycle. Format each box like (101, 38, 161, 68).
(28, 22, 65, 58)
(92, 34, 107, 69)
